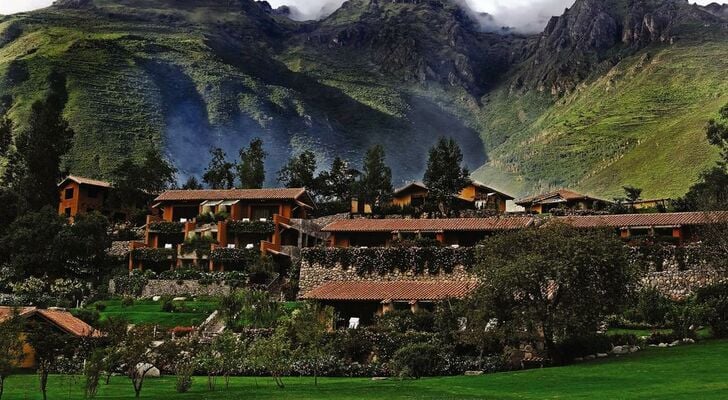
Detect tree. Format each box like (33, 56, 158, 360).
(289, 302, 334, 386)
(0, 112, 11, 157)
(109, 149, 177, 214)
(5, 72, 74, 210)
(181, 176, 203, 190)
(623, 186, 643, 203)
(53, 212, 111, 281)
(98, 316, 128, 385)
(423, 137, 471, 214)
(203, 148, 235, 189)
(1, 207, 67, 279)
(26, 326, 74, 400)
(676, 103, 728, 211)
(84, 349, 105, 399)
(358, 145, 393, 206)
(220, 289, 281, 330)
(471, 223, 638, 362)
(237, 138, 267, 189)
(116, 325, 158, 398)
(249, 325, 292, 389)
(317, 157, 359, 203)
(213, 331, 241, 389)
(278, 150, 317, 190)
(0, 311, 23, 400)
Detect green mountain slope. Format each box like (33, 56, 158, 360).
(0, 0, 726, 199)
(473, 41, 727, 199)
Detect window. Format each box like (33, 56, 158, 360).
(65, 188, 74, 200)
(64, 208, 72, 217)
(251, 205, 279, 220)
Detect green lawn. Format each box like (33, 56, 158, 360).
(85, 299, 218, 328)
(5, 340, 728, 399)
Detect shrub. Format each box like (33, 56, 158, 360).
(114, 270, 154, 296)
(94, 302, 107, 312)
(609, 334, 640, 346)
(175, 362, 194, 393)
(148, 221, 184, 234)
(72, 309, 100, 326)
(555, 335, 613, 363)
(375, 310, 435, 333)
(121, 296, 135, 307)
(635, 287, 673, 327)
(391, 343, 443, 378)
(694, 282, 728, 338)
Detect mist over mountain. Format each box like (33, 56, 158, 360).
(0, 0, 726, 197)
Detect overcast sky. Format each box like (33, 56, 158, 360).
(1, 0, 718, 32)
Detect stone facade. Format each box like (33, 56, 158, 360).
(298, 262, 473, 297)
(299, 244, 727, 300)
(110, 279, 231, 298)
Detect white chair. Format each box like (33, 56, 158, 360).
(259, 218, 267, 222)
(227, 244, 236, 249)
(245, 243, 255, 250)
(180, 218, 188, 223)
(242, 218, 250, 222)
(164, 243, 173, 249)
(348, 317, 360, 329)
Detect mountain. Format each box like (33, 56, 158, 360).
(0, 0, 726, 198)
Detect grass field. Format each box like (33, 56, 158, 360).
(4, 339, 728, 399)
(85, 299, 218, 328)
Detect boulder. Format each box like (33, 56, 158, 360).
(658, 343, 668, 348)
(464, 371, 484, 376)
(612, 346, 628, 355)
(682, 338, 695, 344)
(629, 346, 640, 353)
(136, 363, 160, 378)
(172, 297, 186, 301)
(584, 355, 596, 360)
(371, 377, 388, 381)
(152, 296, 161, 301)
(670, 340, 681, 347)
(596, 353, 608, 358)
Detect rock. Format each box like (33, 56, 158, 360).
(682, 338, 695, 344)
(612, 346, 628, 355)
(584, 355, 596, 360)
(658, 343, 668, 348)
(371, 377, 388, 381)
(152, 296, 161, 301)
(172, 297, 186, 301)
(574, 357, 584, 362)
(629, 346, 640, 353)
(597, 353, 608, 358)
(136, 363, 160, 378)
(670, 340, 681, 347)
(464, 371, 484, 376)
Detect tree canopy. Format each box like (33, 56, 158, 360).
(423, 137, 471, 214)
(358, 145, 393, 206)
(237, 138, 267, 189)
(203, 148, 235, 189)
(277, 150, 317, 190)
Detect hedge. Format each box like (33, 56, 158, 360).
(131, 247, 176, 262)
(301, 246, 476, 276)
(227, 220, 275, 235)
(148, 221, 184, 234)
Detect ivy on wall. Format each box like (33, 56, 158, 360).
(131, 247, 176, 262)
(148, 221, 185, 234)
(301, 247, 476, 276)
(210, 248, 260, 265)
(227, 220, 275, 235)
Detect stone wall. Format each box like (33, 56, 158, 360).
(299, 244, 727, 300)
(298, 262, 473, 296)
(110, 279, 231, 298)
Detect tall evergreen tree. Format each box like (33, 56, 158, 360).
(277, 150, 317, 189)
(358, 145, 393, 205)
(317, 157, 359, 202)
(6, 72, 74, 210)
(108, 149, 177, 212)
(203, 147, 235, 189)
(181, 176, 203, 190)
(423, 137, 471, 214)
(237, 138, 267, 189)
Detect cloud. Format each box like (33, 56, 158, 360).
(264, 0, 719, 33)
(0, 0, 54, 15)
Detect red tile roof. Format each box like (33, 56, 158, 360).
(0, 307, 102, 337)
(302, 280, 478, 301)
(59, 175, 112, 188)
(557, 211, 728, 229)
(322, 217, 535, 233)
(516, 189, 609, 205)
(154, 188, 310, 202)
(469, 181, 515, 200)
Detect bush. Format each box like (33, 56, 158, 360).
(375, 310, 435, 332)
(609, 334, 640, 346)
(72, 309, 100, 326)
(555, 335, 613, 363)
(694, 282, 728, 338)
(94, 302, 107, 312)
(175, 363, 194, 393)
(635, 287, 673, 327)
(391, 343, 443, 378)
(121, 296, 134, 307)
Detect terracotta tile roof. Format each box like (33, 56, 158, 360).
(469, 181, 515, 200)
(393, 182, 428, 196)
(154, 188, 309, 202)
(0, 307, 102, 337)
(0, 307, 36, 321)
(59, 175, 112, 188)
(302, 280, 478, 301)
(557, 211, 728, 229)
(36, 309, 103, 337)
(322, 217, 535, 232)
(516, 189, 609, 205)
